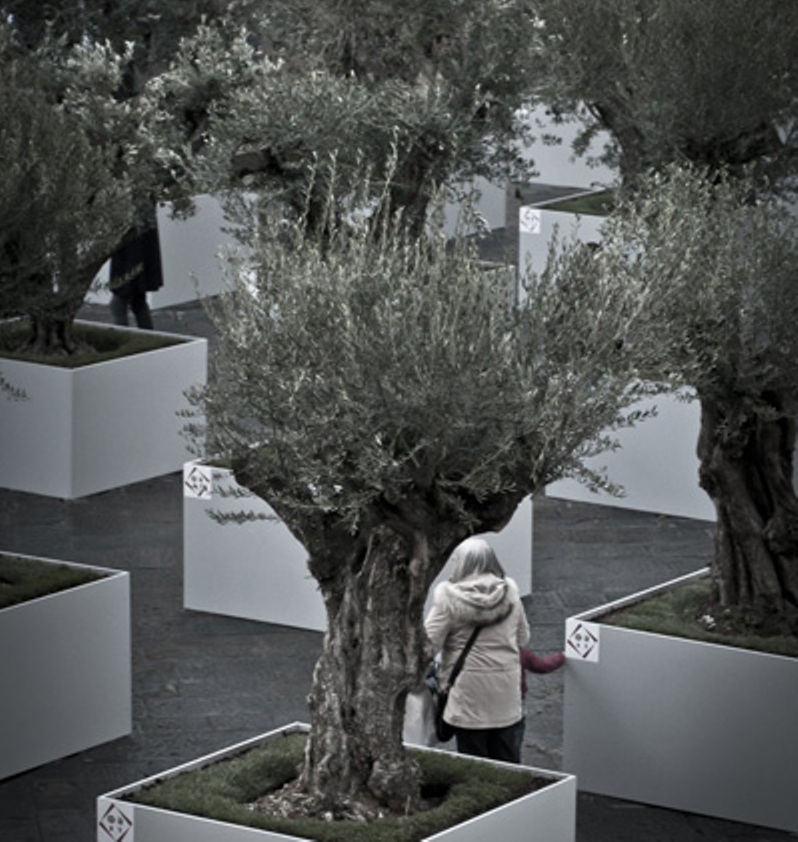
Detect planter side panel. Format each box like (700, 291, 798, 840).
(427, 774, 575, 842)
(0, 569, 132, 779)
(185, 463, 532, 630)
(183, 467, 325, 630)
(0, 359, 74, 498)
(71, 332, 207, 497)
(521, 204, 713, 522)
(98, 801, 304, 842)
(0, 328, 207, 498)
(152, 194, 243, 309)
(563, 624, 798, 832)
(520, 209, 605, 280)
(547, 389, 715, 521)
(472, 495, 532, 596)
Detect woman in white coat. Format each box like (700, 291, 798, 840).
(425, 536, 530, 763)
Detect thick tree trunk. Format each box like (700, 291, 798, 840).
(295, 526, 436, 818)
(697, 395, 798, 629)
(237, 463, 529, 818)
(26, 314, 80, 356)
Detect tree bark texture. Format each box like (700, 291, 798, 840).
(236, 463, 529, 816)
(297, 526, 438, 816)
(698, 395, 798, 626)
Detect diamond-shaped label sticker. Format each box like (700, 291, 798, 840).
(183, 463, 214, 499)
(565, 618, 600, 662)
(519, 206, 541, 234)
(98, 799, 134, 841)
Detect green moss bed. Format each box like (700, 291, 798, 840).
(602, 576, 798, 658)
(546, 189, 615, 216)
(0, 321, 185, 368)
(0, 555, 104, 609)
(126, 732, 550, 841)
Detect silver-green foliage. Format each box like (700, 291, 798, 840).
(585, 165, 798, 614)
(193, 169, 659, 544)
(596, 166, 798, 420)
(0, 26, 134, 328)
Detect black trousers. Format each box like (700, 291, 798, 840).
(111, 291, 154, 330)
(454, 718, 525, 764)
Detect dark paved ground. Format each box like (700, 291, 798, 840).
(0, 297, 794, 841)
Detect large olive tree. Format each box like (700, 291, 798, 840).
(530, 0, 797, 185)
(187, 169, 660, 818)
(593, 166, 798, 632)
(0, 26, 134, 353)
(0, 4, 261, 354)
(167, 0, 543, 233)
(529, 0, 798, 630)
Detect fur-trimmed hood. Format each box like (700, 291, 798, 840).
(432, 573, 518, 627)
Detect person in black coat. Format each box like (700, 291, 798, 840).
(108, 219, 163, 329)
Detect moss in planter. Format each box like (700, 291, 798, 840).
(0, 321, 185, 368)
(0, 555, 105, 609)
(544, 190, 614, 216)
(126, 731, 551, 841)
(602, 575, 798, 657)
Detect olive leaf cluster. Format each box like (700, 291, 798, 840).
(0, 26, 134, 340)
(190, 168, 660, 544)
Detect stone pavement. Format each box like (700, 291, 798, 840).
(0, 299, 794, 841)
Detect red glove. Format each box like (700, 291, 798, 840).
(521, 650, 565, 673)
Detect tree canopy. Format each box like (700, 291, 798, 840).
(186, 164, 662, 816)
(0, 24, 134, 351)
(590, 165, 798, 629)
(530, 0, 798, 185)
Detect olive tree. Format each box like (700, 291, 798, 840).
(0, 27, 134, 353)
(169, 0, 543, 232)
(186, 169, 660, 818)
(529, 0, 798, 632)
(593, 166, 798, 632)
(530, 0, 797, 186)
(0, 4, 261, 355)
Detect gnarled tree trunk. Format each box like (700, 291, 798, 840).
(697, 394, 798, 630)
(237, 463, 529, 817)
(295, 526, 443, 818)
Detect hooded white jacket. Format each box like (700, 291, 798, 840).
(424, 573, 530, 730)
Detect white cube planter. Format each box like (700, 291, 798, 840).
(183, 461, 533, 631)
(546, 387, 715, 521)
(88, 194, 248, 310)
(0, 553, 131, 779)
(0, 322, 207, 499)
(183, 461, 326, 631)
(562, 570, 798, 832)
(97, 723, 576, 842)
(517, 191, 714, 521)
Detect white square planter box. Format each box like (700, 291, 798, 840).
(0, 553, 131, 779)
(97, 723, 576, 842)
(517, 191, 714, 521)
(0, 322, 207, 498)
(89, 194, 250, 310)
(183, 461, 533, 631)
(546, 387, 715, 521)
(562, 570, 798, 832)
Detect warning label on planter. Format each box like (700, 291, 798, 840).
(98, 799, 134, 841)
(519, 206, 541, 234)
(183, 463, 213, 499)
(565, 619, 600, 662)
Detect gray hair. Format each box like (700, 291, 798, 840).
(448, 537, 506, 582)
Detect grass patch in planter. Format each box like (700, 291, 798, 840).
(126, 732, 550, 842)
(602, 574, 798, 657)
(0, 321, 185, 368)
(544, 190, 614, 216)
(0, 554, 105, 608)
